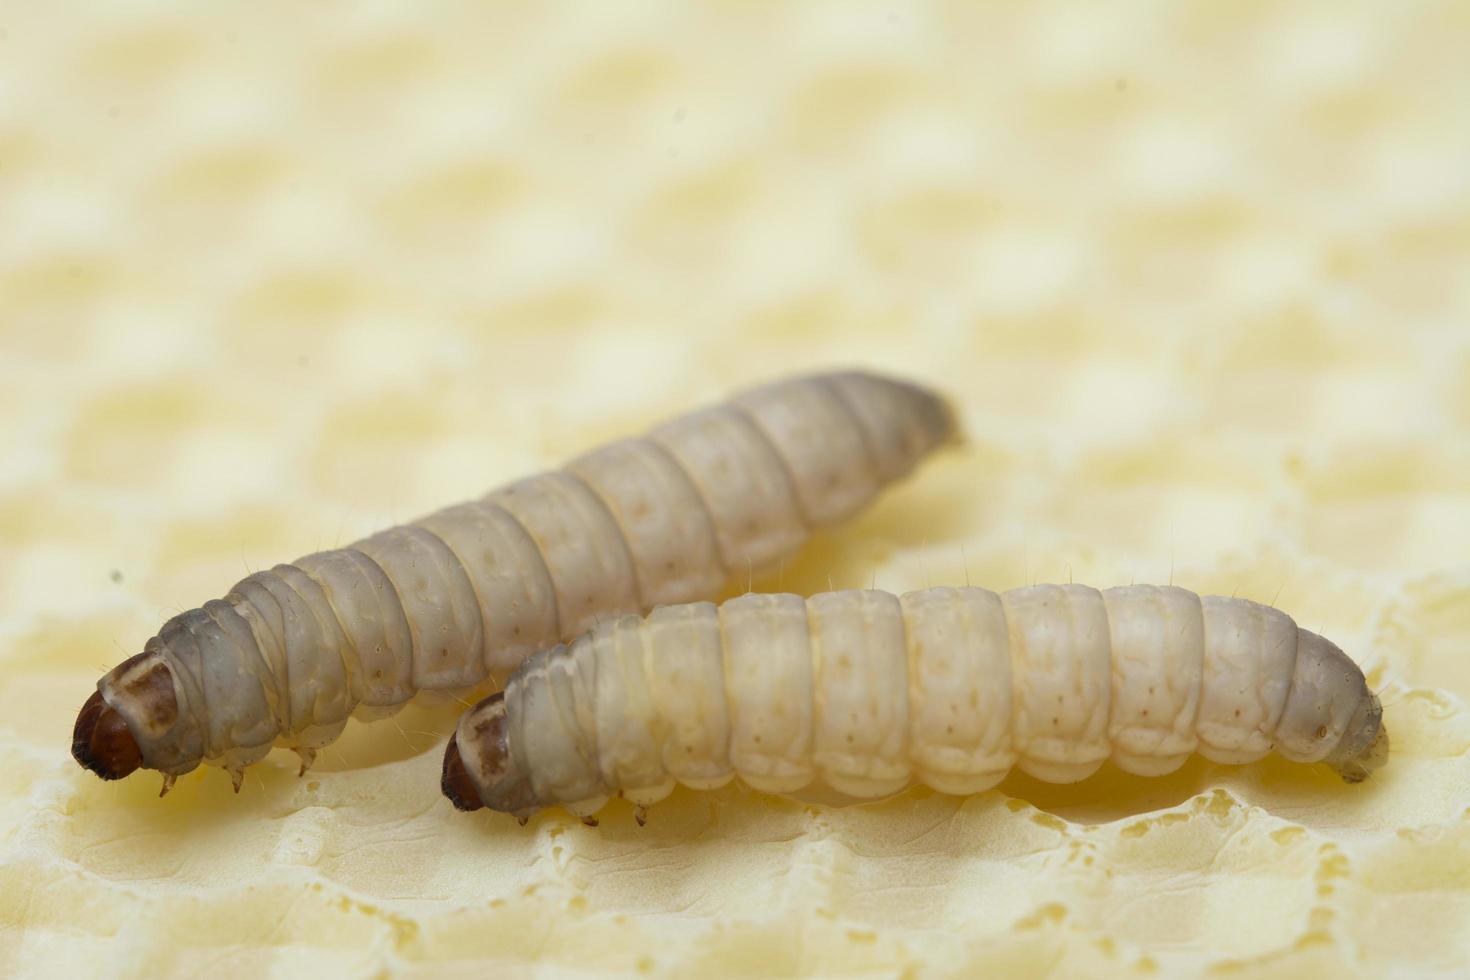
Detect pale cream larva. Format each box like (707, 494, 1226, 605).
(71, 371, 958, 794)
(442, 585, 1389, 823)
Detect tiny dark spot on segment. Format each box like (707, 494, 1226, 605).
(109, 569, 124, 584)
(374, 669, 383, 679)
(514, 626, 521, 636)
(1234, 709, 1241, 717)
(1141, 709, 1149, 717)
(753, 734, 761, 744)
(1148, 686, 1154, 695)
(846, 734, 853, 743)
(1316, 725, 1328, 739)
(441, 649, 449, 658)
(1052, 717, 1059, 726)
(946, 725, 954, 735)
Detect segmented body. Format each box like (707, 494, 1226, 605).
(84, 371, 956, 786)
(447, 585, 1388, 821)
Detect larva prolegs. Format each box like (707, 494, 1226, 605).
(444, 584, 1388, 823)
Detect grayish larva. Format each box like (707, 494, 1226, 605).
(442, 584, 1388, 823)
(72, 371, 958, 793)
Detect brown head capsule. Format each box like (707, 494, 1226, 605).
(443, 691, 542, 819)
(71, 689, 143, 780)
(72, 650, 188, 784)
(441, 733, 485, 811)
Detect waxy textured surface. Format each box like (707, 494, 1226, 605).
(4, 2, 1470, 977)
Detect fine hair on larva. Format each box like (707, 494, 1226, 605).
(72, 370, 959, 795)
(442, 584, 1389, 824)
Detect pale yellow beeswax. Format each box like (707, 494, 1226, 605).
(3, 2, 1470, 976)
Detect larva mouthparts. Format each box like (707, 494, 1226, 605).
(72, 689, 142, 781)
(73, 370, 960, 794)
(444, 584, 1390, 824)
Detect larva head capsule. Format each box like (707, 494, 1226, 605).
(72, 689, 143, 780)
(72, 650, 203, 785)
(440, 731, 484, 811)
(442, 691, 542, 820)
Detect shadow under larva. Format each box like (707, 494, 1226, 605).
(72, 369, 959, 797)
(444, 584, 1388, 827)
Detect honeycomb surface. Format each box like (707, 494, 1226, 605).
(3, 3, 1470, 976)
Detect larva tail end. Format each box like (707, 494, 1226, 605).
(1330, 691, 1389, 784)
(933, 389, 965, 450)
(894, 375, 964, 451)
(1335, 722, 1390, 784)
(441, 735, 485, 811)
(72, 690, 143, 781)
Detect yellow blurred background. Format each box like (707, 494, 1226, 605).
(3, 2, 1470, 976)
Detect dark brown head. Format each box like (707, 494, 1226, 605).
(73, 650, 186, 781)
(442, 691, 542, 818)
(441, 731, 485, 811)
(72, 689, 143, 780)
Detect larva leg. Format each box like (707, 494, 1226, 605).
(221, 745, 268, 793)
(444, 584, 1389, 822)
(73, 371, 958, 793)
